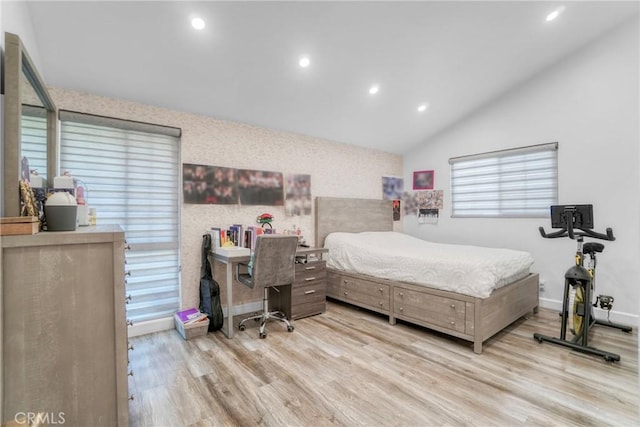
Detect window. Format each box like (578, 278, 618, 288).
(449, 142, 558, 218)
(60, 111, 181, 323)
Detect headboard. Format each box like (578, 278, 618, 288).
(315, 197, 393, 247)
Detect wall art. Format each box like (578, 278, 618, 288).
(285, 174, 312, 216)
(413, 170, 434, 190)
(237, 169, 284, 206)
(382, 176, 404, 200)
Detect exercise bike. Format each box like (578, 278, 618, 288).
(533, 204, 632, 362)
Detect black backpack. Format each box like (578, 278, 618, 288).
(199, 233, 224, 332)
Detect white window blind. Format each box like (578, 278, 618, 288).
(21, 107, 48, 179)
(60, 111, 181, 323)
(449, 142, 558, 218)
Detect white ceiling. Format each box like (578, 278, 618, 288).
(26, 1, 639, 154)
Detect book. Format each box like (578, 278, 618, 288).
(233, 224, 244, 247)
(185, 313, 209, 324)
(176, 307, 205, 323)
(245, 225, 262, 251)
(210, 227, 221, 248)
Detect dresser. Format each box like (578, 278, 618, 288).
(1, 226, 129, 426)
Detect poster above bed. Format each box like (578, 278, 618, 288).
(382, 176, 403, 221)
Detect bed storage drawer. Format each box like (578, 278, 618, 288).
(394, 287, 466, 333)
(327, 270, 390, 313)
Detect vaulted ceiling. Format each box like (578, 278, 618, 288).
(26, 1, 639, 154)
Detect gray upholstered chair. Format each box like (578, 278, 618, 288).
(236, 235, 299, 338)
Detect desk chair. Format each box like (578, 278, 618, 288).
(236, 235, 299, 338)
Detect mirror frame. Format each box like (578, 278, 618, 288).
(3, 32, 58, 217)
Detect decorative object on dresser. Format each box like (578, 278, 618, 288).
(0, 216, 39, 236)
(315, 197, 539, 354)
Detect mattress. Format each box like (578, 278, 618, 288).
(324, 231, 534, 298)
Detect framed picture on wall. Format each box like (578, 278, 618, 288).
(413, 170, 434, 190)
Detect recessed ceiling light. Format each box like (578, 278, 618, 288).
(191, 17, 205, 30)
(417, 103, 429, 113)
(546, 6, 565, 22)
(299, 56, 311, 68)
(369, 85, 379, 95)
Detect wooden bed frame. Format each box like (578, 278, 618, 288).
(315, 197, 539, 354)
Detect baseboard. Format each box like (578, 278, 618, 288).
(127, 301, 264, 338)
(539, 297, 639, 328)
(225, 301, 264, 318)
(128, 299, 637, 337)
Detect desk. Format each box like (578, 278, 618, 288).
(211, 246, 327, 338)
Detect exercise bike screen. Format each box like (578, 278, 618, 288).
(550, 204, 594, 229)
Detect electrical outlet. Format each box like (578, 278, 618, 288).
(539, 282, 545, 292)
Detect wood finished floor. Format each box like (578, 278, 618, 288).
(128, 301, 639, 427)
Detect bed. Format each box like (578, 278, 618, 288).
(315, 197, 539, 354)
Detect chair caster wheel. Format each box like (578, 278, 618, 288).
(287, 325, 294, 332)
(238, 324, 246, 331)
(259, 332, 267, 339)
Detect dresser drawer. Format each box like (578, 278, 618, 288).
(394, 287, 466, 333)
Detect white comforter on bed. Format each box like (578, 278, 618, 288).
(324, 231, 534, 298)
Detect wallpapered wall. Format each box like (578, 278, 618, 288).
(48, 87, 403, 311)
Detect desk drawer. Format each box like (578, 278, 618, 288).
(292, 282, 326, 302)
(295, 261, 326, 280)
(291, 282, 326, 319)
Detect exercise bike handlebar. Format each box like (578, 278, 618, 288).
(538, 225, 615, 241)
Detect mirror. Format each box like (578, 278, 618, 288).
(3, 32, 57, 217)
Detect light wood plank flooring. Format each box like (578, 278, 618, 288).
(128, 301, 638, 426)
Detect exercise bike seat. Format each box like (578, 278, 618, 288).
(583, 242, 605, 254)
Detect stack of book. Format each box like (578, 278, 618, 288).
(210, 224, 274, 251)
(176, 307, 208, 324)
(174, 308, 210, 340)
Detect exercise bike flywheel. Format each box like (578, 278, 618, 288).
(570, 285, 584, 336)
